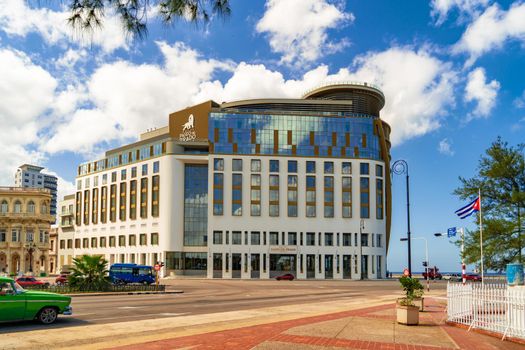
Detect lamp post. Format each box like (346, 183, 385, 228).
(401, 237, 429, 291)
(392, 160, 412, 277)
(24, 241, 36, 274)
(360, 219, 365, 280)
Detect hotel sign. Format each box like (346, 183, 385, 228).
(269, 247, 297, 254)
(179, 114, 196, 141)
(169, 100, 214, 142)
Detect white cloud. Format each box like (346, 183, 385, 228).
(0, 0, 129, 53)
(0, 49, 56, 185)
(464, 67, 500, 119)
(430, 0, 489, 25)
(454, 2, 525, 66)
(438, 138, 455, 155)
(55, 48, 88, 69)
(513, 91, 525, 109)
(256, 0, 354, 65)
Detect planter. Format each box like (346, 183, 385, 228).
(396, 299, 419, 325)
(413, 297, 424, 311)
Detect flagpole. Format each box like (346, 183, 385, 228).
(479, 188, 484, 286)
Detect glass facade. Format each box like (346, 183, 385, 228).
(184, 164, 208, 246)
(209, 113, 380, 159)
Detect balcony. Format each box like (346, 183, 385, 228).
(0, 212, 55, 222)
(60, 211, 74, 217)
(60, 222, 74, 229)
(0, 187, 51, 194)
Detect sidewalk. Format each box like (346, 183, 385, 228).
(106, 298, 524, 350)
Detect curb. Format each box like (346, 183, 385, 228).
(66, 290, 184, 297)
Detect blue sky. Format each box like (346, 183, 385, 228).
(1, 0, 524, 272)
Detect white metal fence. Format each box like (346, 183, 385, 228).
(447, 282, 525, 340)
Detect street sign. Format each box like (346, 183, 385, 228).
(447, 227, 457, 238)
(154, 264, 161, 271)
(422, 261, 428, 267)
(403, 268, 409, 276)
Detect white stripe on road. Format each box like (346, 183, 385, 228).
(88, 312, 189, 322)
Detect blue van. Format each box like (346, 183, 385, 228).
(109, 264, 155, 285)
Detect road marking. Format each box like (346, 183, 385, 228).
(88, 312, 189, 322)
(117, 306, 145, 309)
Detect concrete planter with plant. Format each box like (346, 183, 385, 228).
(396, 276, 424, 325)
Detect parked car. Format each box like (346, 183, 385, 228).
(55, 274, 69, 285)
(15, 276, 49, 288)
(0, 276, 72, 324)
(465, 273, 482, 282)
(275, 273, 295, 281)
(442, 273, 460, 281)
(422, 266, 442, 280)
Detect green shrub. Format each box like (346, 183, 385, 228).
(398, 276, 424, 306)
(69, 255, 111, 291)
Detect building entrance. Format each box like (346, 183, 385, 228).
(213, 253, 222, 278)
(343, 255, 352, 279)
(250, 254, 260, 278)
(269, 254, 296, 278)
(232, 253, 241, 278)
(361, 255, 369, 279)
(324, 255, 333, 279)
(306, 255, 315, 279)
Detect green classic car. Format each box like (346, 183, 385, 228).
(0, 276, 72, 324)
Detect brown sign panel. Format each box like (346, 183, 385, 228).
(169, 100, 215, 142)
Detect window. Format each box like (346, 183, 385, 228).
(77, 180, 82, 190)
(232, 231, 241, 245)
(119, 182, 127, 221)
(101, 186, 108, 223)
(306, 232, 315, 246)
(232, 159, 243, 171)
(324, 176, 334, 218)
(288, 232, 297, 245)
(232, 174, 242, 216)
(14, 201, 21, 214)
(376, 179, 383, 220)
(361, 233, 369, 247)
(270, 231, 279, 245)
(0, 200, 7, 213)
(288, 160, 298, 173)
(251, 231, 260, 245)
(306, 161, 315, 173)
(269, 160, 279, 173)
(214, 158, 224, 171)
(342, 176, 352, 218)
(109, 236, 116, 247)
(287, 175, 298, 217)
(342, 162, 352, 174)
(213, 173, 224, 215)
(111, 172, 117, 182)
(360, 177, 370, 218)
(324, 162, 334, 174)
(213, 231, 223, 245)
(377, 234, 382, 247)
(67, 239, 73, 249)
(360, 163, 369, 175)
(140, 178, 148, 218)
(91, 237, 97, 248)
(343, 233, 352, 246)
(152, 175, 160, 217)
(83, 190, 90, 225)
(129, 180, 137, 220)
(251, 159, 261, 172)
(119, 235, 126, 247)
(139, 234, 147, 245)
(151, 232, 159, 245)
(100, 237, 107, 247)
(129, 235, 136, 246)
(250, 174, 261, 216)
(142, 164, 148, 176)
(306, 175, 316, 217)
(83, 238, 89, 248)
(269, 175, 279, 217)
(110, 184, 117, 222)
(92, 188, 98, 224)
(74, 238, 80, 248)
(121, 169, 127, 181)
(27, 201, 35, 213)
(325, 233, 334, 246)
(131, 167, 137, 178)
(376, 164, 383, 177)
(59, 239, 65, 249)
(153, 161, 160, 173)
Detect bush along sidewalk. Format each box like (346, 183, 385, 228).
(24, 284, 166, 294)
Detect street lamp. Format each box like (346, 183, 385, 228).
(24, 241, 36, 274)
(392, 160, 412, 277)
(401, 237, 429, 291)
(360, 219, 365, 280)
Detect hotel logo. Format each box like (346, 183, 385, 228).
(180, 114, 196, 141)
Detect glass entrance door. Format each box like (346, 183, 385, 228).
(306, 255, 315, 279)
(324, 255, 333, 279)
(361, 255, 368, 279)
(251, 254, 260, 279)
(232, 253, 241, 278)
(213, 253, 222, 278)
(343, 255, 351, 279)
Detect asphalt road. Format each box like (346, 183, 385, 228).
(0, 279, 448, 334)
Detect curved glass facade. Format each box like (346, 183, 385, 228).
(209, 113, 380, 160)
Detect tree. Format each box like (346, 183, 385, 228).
(69, 255, 111, 291)
(454, 137, 525, 272)
(55, 1, 231, 39)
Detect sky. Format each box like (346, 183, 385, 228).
(1, 0, 524, 273)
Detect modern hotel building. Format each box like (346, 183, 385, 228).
(66, 83, 392, 279)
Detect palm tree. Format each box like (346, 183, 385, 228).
(69, 255, 110, 291)
(65, 0, 231, 39)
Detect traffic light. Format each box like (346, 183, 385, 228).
(422, 261, 428, 267)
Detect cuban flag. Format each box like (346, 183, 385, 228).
(455, 197, 480, 219)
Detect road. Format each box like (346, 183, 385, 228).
(0, 279, 448, 334)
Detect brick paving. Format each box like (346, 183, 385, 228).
(107, 299, 525, 350)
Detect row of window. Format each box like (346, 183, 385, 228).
(0, 200, 49, 215)
(77, 161, 160, 190)
(60, 233, 159, 249)
(211, 231, 383, 248)
(75, 175, 160, 226)
(213, 158, 383, 177)
(0, 229, 49, 243)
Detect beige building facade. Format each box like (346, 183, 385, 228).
(57, 194, 75, 273)
(0, 187, 54, 275)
